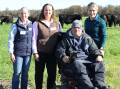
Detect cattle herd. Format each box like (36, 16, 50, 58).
(0, 15, 13, 25)
(100, 14, 120, 27)
(0, 14, 120, 27)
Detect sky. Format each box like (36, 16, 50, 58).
(0, 0, 120, 10)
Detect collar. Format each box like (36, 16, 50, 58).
(41, 19, 53, 27)
(16, 18, 31, 26)
(67, 28, 83, 39)
(16, 18, 31, 28)
(88, 14, 99, 21)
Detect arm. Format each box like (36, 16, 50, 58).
(84, 34, 103, 58)
(32, 21, 39, 61)
(8, 24, 17, 62)
(32, 21, 38, 54)
(99, 19, 107, 57)
(57, 21, 62, 32)
(100, 19, 107, 49)
(87, 36, 104, 62)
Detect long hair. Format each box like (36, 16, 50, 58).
(39, 3, 54, 20)
(39, 3, 58, 25)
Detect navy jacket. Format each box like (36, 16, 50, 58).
(14, 20, 33, 56)
(56, 29, 102, 63)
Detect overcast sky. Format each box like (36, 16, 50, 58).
(0, 0, 120, 10)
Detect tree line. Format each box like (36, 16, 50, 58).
(0, 5, 120, 17)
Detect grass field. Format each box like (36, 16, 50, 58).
(0, 23, 120, 89)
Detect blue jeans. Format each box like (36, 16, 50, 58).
(12, 55, 31, 89)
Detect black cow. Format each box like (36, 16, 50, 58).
(114, 15, 120, 26)
(100, 14, 119, 27)
(0, 15, 13, 25)
(104, 14, 118, 27)
(116, 18, 120, 26)
(59, 14, 82, 27)
(28, 15, 39, 23)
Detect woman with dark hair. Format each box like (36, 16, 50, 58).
(32, 3, 62, 89)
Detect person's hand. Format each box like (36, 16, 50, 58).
(62, 56, 70, 63)
(10, 53, 15, 63)
(33, 53, 39, 61)
(96, 55, 103, 62)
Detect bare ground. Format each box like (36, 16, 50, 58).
(0, 80, 63, 89)
(0, 80, 35, 89)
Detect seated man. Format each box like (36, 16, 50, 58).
(55, 20, 108, 89)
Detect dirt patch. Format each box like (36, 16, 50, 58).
(0, 80, 11, 89)
(0, 80, 63, 89)
(0, 80, 35, 89)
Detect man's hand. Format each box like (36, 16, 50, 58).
(62, 56, 70, 63)
(10, 53, 15, 63)
(96, 55, 103, 62)
(33, 53, 39, 61)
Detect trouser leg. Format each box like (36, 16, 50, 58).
(63, 60, 95, 89)
(35, 54, 45, 89)
(12, 56, 23, 89)
(21, 56, 31, 89)
(93, 62, 108, 89)
(46, 55, 57, 89)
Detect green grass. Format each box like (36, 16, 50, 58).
(0, 23, 120, 89)
(104, 26, 120, 89)
(0, 24, 11, 79)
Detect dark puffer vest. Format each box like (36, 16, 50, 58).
(37, 21, 59, 54)
(14, 20, 33, 56)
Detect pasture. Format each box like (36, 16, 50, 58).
(0, 23, 120, 89)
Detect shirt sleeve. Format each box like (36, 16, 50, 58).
(8, 24, 17, 54)
(32, 21, 38, 53)
(100, 19, 107, 48)
(57, 22, 62, 32)
(84, 35, 102, 57)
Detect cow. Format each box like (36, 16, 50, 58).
(100, 14, 120, 27)
(116, 17, 120, 26)
(104, 14, 118, 27)
(0, 15, 13, 25)
(59, 14, 82, 27)
(28, 15, 39, 24)
(114, 15, 120, 26)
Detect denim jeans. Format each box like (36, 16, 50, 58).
(12, 55, 31, 89)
